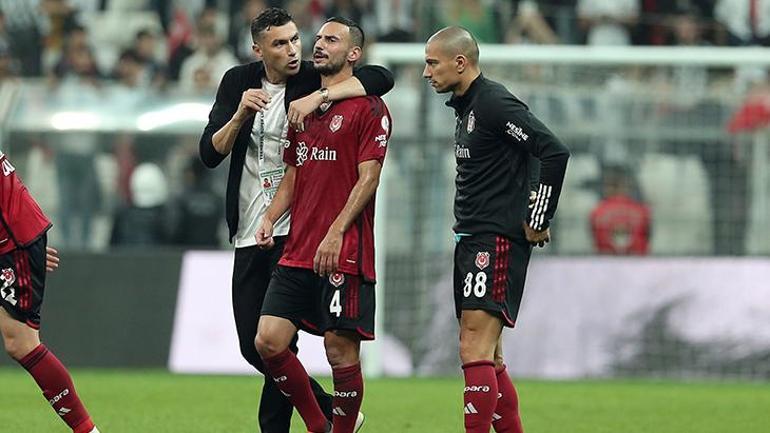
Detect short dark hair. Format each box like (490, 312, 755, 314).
(251, 7, 293, 43)
(324, 17, 365, 48)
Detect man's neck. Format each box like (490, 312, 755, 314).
(264, 66, 288, 84)
(453, 70, 481, 97)
(320, 69, 353, 89)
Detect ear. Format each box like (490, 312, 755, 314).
(252, 43, 263, 61)
(347, 46, 362, 63)
(455, 55, 468, 73)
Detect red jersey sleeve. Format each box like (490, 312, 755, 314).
(283, 127, 298, 166)
(356, 97, 391, 164)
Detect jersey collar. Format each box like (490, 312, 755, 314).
(446, 74, 485, 111)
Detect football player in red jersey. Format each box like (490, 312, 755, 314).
(0, 150, 100, 433)
(254, 17, 391, 433)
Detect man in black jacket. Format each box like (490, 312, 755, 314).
(198, 8, 393, 433)
(423, 27, 569, 433)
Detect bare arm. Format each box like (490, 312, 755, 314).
(288, 76, 367, 131)
(255, 166, 296, 249)
(288, 64, 394, 131)
(314, 160, 382, 276)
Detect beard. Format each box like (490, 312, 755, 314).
(314, 55, 347, 76)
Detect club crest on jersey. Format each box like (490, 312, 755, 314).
(330, 115, 344, 133)
(475, 252, 490, 270)
(467, 110, 476, 133)
(329, 272, 345, 287)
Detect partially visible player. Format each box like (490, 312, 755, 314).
(423, 27, 570, 433)
(254, 17, 391, 433)
(0, 149, 100, 433)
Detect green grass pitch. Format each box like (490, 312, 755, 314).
(1, 368, 768, 433)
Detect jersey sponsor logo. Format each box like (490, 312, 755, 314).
(475, 252, 490, 270)
(310, 146, 337, 161)
(296, 141, 339, 165)
(467, 110, 476, 133)
(329, 272, 345, 287)
(505, 122, 529, 142)
(296, 142, 309, 166)
(455, 144, 471, 159)
(334, 390, 358, 398)
(375, 134, 388, 148)
(330, 114, 344, 132)
(376, 115, 389, 147)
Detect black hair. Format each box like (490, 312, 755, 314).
(324, 16, 365, 48)
(251, 7, 293, 43)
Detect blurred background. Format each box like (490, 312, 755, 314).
(1, 0, 769, 383)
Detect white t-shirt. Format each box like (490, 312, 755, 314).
(715, 0, 770, 41)
(233, 79, 291, 248)
(577, 0, 638, 46)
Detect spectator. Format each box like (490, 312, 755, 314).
(110, 162, 172, 247)
(715, 0, 770, 46)
(230, 0, 268, 63)
(0, 0, 45, 75)
(168, 156, 222, 248)
(577, 0, 638, 45)
(504, 0, 560, 44)
(439, 0, 502, 43)
(0, 38, 17, 79)
(0, 10, 20, 78)
(178, 24, 237, 92)
(590, 166, 651, 255)
(52, 31, 102, 84)
(374, 0, 415, 42)
(112, 48, 144, 88)
(132, 28, 167, 87)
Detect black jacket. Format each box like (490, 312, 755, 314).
(446, 74, 570, 238)
(199, 61, 394, 242)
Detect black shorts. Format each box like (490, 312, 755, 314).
(261, 265, 375, 340)
(454, 234, 532, 327)
(0, 235, 47, 329)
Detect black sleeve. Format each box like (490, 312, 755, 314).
(352, 65, 395, 97)
(199, 68, 240, 168)
(481, 90, 570, 230)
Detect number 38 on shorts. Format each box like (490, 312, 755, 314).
(452, 234, 531, 328)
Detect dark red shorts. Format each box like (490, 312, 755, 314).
(454, 234, 532, 327)
(261, 265, 376, 340)
(0, 234, 47, 329)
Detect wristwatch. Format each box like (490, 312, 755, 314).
(319, 87, 330, 104)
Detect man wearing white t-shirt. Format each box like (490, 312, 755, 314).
(577, 0, 638, 46)
(198, 7, 393, 433)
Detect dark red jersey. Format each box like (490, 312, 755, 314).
(0, 151, 52, 255)
(280, 96, 391, 281)
(590, 194, 651, 255)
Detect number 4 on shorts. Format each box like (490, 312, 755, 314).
(330, 289, 342, 317)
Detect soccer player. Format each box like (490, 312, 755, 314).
(423, 27, 570, 433)
(253, 17, 391, 433)
(0, 150, 100, 433)
(198, 7, 392, 432)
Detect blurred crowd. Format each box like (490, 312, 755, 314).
(1, 0, 768, 89)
